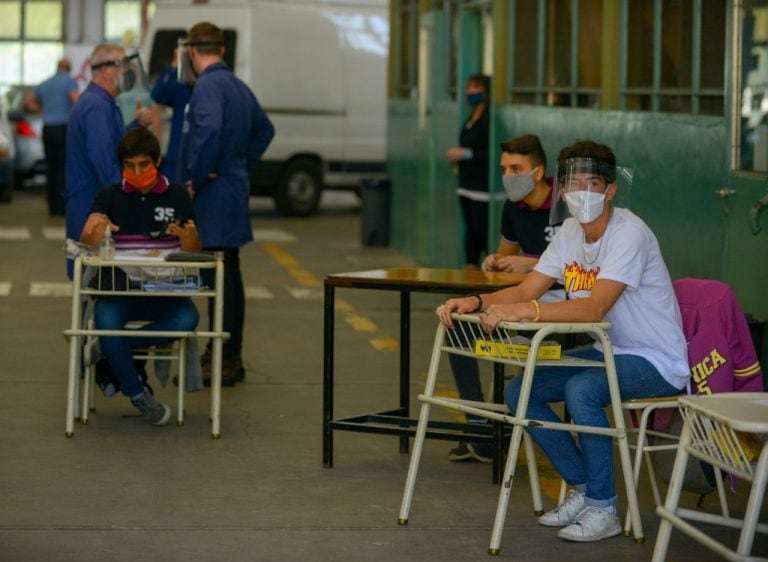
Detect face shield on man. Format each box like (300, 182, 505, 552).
(119, 52, 149, 94)
(176, 38, 196, 84)
(92, 52, 149, 95)
(549, 158, 633, 225)
(111, 53, 151, 125)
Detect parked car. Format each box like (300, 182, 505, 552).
(5, 86, 45, 188)
(0, 98, 15, 202)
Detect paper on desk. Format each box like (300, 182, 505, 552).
(114, 249, 188, 281)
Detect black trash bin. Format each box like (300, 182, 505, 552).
(360, 178, 390, 247)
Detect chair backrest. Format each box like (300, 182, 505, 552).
(649, 279, 763, 495)
(673, 278, 764, 395)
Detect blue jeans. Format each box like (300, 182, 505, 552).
(503, 346, 679, 508)
(95, 296, 199, 397)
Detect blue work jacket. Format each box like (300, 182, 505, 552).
(65, 82, 125, 201)
(179, 61, 275, 248)
(64, 82, 128, 247)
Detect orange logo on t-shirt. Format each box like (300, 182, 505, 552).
(563, 261, 600, 297)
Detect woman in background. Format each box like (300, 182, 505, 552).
(447, 74, 491, 269)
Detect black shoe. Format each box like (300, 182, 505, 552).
(467, 442, 494, 464)
(448, 442, 474, 461)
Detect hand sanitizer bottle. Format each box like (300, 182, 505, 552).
(99, 225, 115, 260)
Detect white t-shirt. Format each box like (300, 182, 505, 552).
(534, 208, 690, 390)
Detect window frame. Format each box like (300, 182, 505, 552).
(0, 0, 64, 90)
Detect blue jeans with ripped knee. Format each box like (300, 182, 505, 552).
(503, 346, 679, 509)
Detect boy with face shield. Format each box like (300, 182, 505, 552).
(437, 140, 689, 542)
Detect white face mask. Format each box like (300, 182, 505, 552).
(565, 191, 606, 223)
(502, 171, 535, 202)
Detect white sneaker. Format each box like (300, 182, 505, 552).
(538, 490, 586, 527)
(557, 506, 622, 542)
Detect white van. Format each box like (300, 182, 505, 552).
(144, 0, 388, 216)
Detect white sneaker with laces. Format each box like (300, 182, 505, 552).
(557, 506, 622, 542)
(538, 490, 586, 527)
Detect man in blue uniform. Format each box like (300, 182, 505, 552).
(25, 58, 79, 216)
(65, 43, 152, 277)
(178, 22, 275, 386)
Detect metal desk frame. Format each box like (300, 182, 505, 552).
(322, 268, 525, 483)
(63, 253, 228, 438)
(398, 315, 644, 555)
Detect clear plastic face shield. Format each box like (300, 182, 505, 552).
(94, 52, 149, 95)
(549, 158, 634, 225)
(176, 38, 195, 84)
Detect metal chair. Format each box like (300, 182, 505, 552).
(652, 392, 768, 561)
(620, 277, 764, 535)
(398, 313, 644, 555)
(63, 253, 228, 438)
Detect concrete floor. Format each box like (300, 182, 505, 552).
(0, 186, 765, 561)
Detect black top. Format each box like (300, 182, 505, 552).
(457, 110, 489, 191)
(500, 200, 560, 255)
(90, 181, 195, 289)
(92, 181, 194, 235)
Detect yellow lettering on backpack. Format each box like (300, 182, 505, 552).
(689, 348, 728, 396)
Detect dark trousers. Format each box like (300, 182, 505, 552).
(42, 124, 67, 215)
(459, 196, 489, 266)
(202, 248, 244, 359)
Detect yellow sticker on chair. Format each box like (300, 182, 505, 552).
(711, 428, 765, 468)
(474, 338, 561, 360)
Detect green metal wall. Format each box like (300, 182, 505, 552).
(389, 101, 729, 277)
(385, 0, 767, 376)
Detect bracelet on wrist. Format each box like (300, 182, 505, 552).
(530, 299, 541, 322)
(470, 294, 483, 313)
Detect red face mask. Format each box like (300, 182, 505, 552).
(123, 166, 158, 191)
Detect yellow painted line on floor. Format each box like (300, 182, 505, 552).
(291, 269, 321, 287)
(345, 314, 378, 332)
(261, 241, 321, 287)
(261, 241, 395, 352)
(334, 298, 353, 312)
(370, 337, 398, 351)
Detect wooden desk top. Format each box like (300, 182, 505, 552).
(325, 267, 526, 292)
